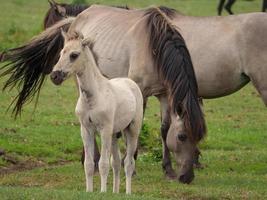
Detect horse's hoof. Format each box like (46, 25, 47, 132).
(164, 169, 177, 180)
(193, 162, 205, 169)
(132, 170, 137, 177)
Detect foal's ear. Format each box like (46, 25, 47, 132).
(61, 28, 68, 41)
(82, 38, 94, 49)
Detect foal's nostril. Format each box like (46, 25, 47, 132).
(177, 133, 187, 142)
(50, 71, 64, 85)
(50, 72, 57, 80)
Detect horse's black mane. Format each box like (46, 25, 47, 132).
(61, 3, 90, 16)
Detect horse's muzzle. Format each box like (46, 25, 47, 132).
(178, 161, 194, 184)
(50, 70, 67, 85)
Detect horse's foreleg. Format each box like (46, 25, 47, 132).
(99, 129, 112, 193)
(157, 95, 177, 180)
(225, 0, 236, 15)
(111, 135, 121, 193)
(80, 125, 95, 192)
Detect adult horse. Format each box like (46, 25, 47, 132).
(0, 6, 206, 184)
(41, 2, 267, 178)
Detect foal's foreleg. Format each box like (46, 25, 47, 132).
(81, 125, 95, 192)
(111, 135, 121, 193)
(99, 128, 112, 192)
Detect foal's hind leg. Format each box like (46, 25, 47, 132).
(157, 95, 177, 180)
(124, 124, 139, 194)
(111, 135, 121, 193)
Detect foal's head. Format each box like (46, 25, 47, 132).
(50, 30, 94, 85)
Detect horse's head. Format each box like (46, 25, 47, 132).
(50, 30, 93, 85)
(166, 113, 197, 184)
(44, 0, 67, 29)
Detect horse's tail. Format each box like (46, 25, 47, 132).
(0, 17, 75, 117)
(145, 7, 206, 142)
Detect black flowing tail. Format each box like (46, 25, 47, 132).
(0, 17, 75, 117)
(145, 7, 206, 142)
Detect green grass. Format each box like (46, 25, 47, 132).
(0, 0, 267, 199)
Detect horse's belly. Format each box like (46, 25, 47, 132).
(196, 70, 249, 98)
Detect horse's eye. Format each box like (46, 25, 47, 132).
(177, 133, 187, 142)
(70, 52, 80, 61)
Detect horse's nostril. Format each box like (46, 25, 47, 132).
(179, 171, 194, 184)
(177, 133, 187, 142)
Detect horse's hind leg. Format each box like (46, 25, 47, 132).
(111, 135, 121, 193)
(157, 95, 177, 180)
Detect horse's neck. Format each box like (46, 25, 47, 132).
(77, 49, 107, 101)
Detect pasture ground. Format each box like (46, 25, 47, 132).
(0, 0, 266, 199)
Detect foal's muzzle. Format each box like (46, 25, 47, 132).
(50, 70, 67, 85)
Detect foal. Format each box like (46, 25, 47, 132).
(50, 31, 143, 194)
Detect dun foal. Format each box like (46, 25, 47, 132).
(50, 31, 143, 194)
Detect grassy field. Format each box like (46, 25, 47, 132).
(0, 0, 267, 199)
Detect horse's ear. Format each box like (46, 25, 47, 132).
(55, 4, 66, 17)
(48, 0, 57, 8)
(61, 28, 68, 41)
(82, 38, 94, 49)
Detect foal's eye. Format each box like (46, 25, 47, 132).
(70, 52, 80, 61)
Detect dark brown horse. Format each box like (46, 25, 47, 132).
(44, 0, 89, 29)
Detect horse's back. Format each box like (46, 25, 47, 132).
(172, 13, 267, 98)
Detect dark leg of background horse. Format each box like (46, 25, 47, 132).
(262, 0, 267, 12)
(218, 0, 226, 15)
(225, 0, 236, 15)
(81, 137, 100, 171)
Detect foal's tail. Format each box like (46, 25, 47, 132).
(0, 17, 75, 117)
(145, 7, 206, 142)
